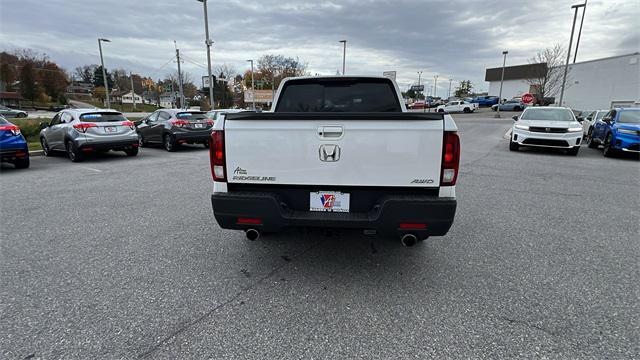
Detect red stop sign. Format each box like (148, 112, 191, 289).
(522, 93, 534, 104)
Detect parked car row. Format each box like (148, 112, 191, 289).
(509, 107, 640, 157)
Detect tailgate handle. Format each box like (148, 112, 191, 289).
(318, 126, 343, 138)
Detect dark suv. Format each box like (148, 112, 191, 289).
(136, 109, 213, 151)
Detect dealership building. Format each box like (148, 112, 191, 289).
(485, 52, 639, 110)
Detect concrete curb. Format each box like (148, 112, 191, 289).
(29, 150, 44, 157)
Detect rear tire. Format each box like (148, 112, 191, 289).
(17, 112, 27, 118)
(509, 140, 519, 151)
(163, 134, 176, 152)
(41, 137, 51, 156)
(14, 157, 30, 169)
(567, 146, 580, 156)
(463, 107, 471, 113)
(66, 141, 84, 162)
(125, 147, 139, 157)
(587, 132, 598, 148)
(514, 106, 522, 111)
(138, 133, 147, 147)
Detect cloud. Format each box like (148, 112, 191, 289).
(0, 0, 637, 94)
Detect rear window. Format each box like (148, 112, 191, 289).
(177, 112, 207, 120)
(275, 79, 401, 112)
(79, 112, 127, 122)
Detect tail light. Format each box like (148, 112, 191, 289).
(206, 119, 214, 126)
(170, 119, 190, 128)
(440, 132, 460, 186)
(0, 124, 21, 136)
(121, 120, 135, 130)
(73, 123, 97, 133)
(209, 130, 226, 181)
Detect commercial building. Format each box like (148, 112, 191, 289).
(485, 52, 639, 110)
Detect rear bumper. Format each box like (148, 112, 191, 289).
(77, 139, 138, 151)
(0, 146, 29, 162)
(211, 192, 456, 236)
(173, 130, 211, 143)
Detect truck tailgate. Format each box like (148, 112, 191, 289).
(224, 113, 444, 188)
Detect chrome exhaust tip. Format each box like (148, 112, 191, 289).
(245, 229, 260, 241)
(400, 234, 418, 247)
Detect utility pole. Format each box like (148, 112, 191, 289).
(130, 72, 136, 110)
(170, 79, 176, 109)
(495, 51, 508, 118)
(574, 0, 587, 63)
(98, 38, 111, 108)
(448, 78, 453, 99)
(339, 40, 347, 75)
(247, 59, 255, 110)
(174, 41, 185, 109)
(433, 74, 438, 98)
(559, 2, 586, 107)
(197, 0, 215, 109)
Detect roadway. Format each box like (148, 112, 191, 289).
(1, 112, 638, 358)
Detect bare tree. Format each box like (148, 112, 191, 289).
(526, 44, 567, 103)
(73, 65, 97, 83)
(214, 63, 237, 82)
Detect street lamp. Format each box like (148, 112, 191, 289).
(559, 2, 586, 107)
(247, 59, 255, 110)
(197, 0, 215, 110)
(448, 78, 453, 99)
(495, 50, 508, 118)
(574, 0, 588, 63)
(98, 38, 111, 108)
(339, 40, 347, 75)
(433, 74, 438, 98)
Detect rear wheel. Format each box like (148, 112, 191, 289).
(66, 141, 84, 162)
(603, 134, 615, 157)
(567, 146, 580, 156)
(587, 132, 598, 148)
(138, 133, 147, 147)
(509, 140, 519, 151)
(14, 157, 30, 169)
(463, 107, 471, 113)
(514, 106, 522, 111)
(41, 137, 51, 156)
(438, 109, 444, 113)
(17, 112, 27, 118)
(163, 134, 176, 152)
(125, 147, 139, 157)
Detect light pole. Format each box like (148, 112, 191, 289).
(98, 38, 111, 108)
(448, 78, 453, 99)
(197, 0, 215, 109)
(495, 50, 508, 119)
(416, 71, 423, 104)
(247, 59, 255, 110)
(574, 0, 587, 63)
(433, 74, 438, 98)
(339, 40, 347, 75)
(560, 2, 586, 106)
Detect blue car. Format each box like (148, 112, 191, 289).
(0, 115, 30, 168)
(472, 96, 499, 107)
(588, 108, 640, 157)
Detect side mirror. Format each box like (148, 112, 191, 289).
(577, 117, 584, 122)
(39, 122, 49, 130)
(512, 115, 518, 121)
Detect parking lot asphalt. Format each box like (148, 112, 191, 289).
(1, 112, 639, 359)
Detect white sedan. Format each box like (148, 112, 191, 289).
(509, 107, 584, 155)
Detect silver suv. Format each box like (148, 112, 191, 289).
(39, 109, 139, 162)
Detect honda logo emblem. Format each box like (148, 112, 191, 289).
(319, 144, 340, 162)
(545, 127, 551, 132)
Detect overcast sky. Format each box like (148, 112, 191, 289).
(1, 0, 638, 95)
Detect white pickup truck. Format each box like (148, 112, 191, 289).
(209, 76, 459, 246)
(436, 100, 478, 113)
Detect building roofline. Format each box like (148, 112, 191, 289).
(567, 52, 639, 66)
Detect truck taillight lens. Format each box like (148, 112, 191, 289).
(210, 130, 226, 181)
(73, 123, 97, 133)
(440, 132, 460, 186)
(0, 124, 21, 136)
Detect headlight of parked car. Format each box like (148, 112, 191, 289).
(514, 124, 529, 130)
(568, 127, 583, 132)
(617, 129, 637, 135)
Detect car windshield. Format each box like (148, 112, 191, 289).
(79, 112, 127, 122)
(177, 112, 207, 120)
(520, 108, 575, 121)
(618, 111, 640, 124)
(276, 79, 401, 112)
(596, 112, 607, 120)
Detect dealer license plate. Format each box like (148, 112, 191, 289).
(194, 123, 203, 128)
(105, 126, 117, 133)
(309, 191, 350, 212)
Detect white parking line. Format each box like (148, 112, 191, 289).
(504, 129, 512, 140)
(80, 166, 102, 173)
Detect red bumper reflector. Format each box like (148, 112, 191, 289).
(399, 223, 427, 230)
(237, 217, 262, 225)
